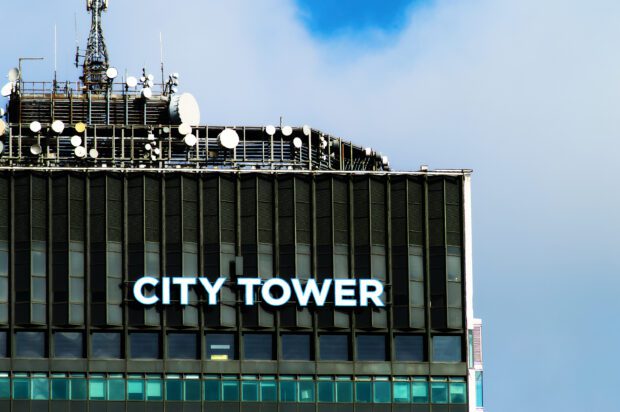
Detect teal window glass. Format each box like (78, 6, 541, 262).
(108, 378, 125, 401)
(242, 380, 259, 401)
(32, 377, 49, 400)
(70, 378, 87, 400)
(450, 381, 467, 404)
(222, 380, 239, 401)
(279, 380, 297, 402)
(146, 380, 163, 401)
(51, 379, 69, 400)
(166, 379, 183, 401)
(412, 380, 429, 403)
(0, 378, 10, 399)
(355, 381, 372, 403)
(299, 379, 315, 402)
(318, 380, 335, 402)
(185, 380, 201, 401)
(393, 381, 410, 403)
(476, 371, 484, 407)
(204, 379, 220, 401)
(431, 381, 449, 404)
(89, 379, 106, 400)
(260, 380, 277, 401)
(127, 380, 145, 401)
(373, 381, 391, 403)
(13, 378, 30, 400)
(336, 380, 353, 403)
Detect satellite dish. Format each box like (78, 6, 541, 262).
(217, 128, 240, 150)
(292, 137, 303, 149)
(153, 148, 161, 155)
(161, 126, 170, 134)
(302, 125, 311, 136)
(0, 141, 4, 154)
(282, 126, 293, 137)
(147, 133, 155, 141)
(146, 80, 154, 88)
(74, 146, 87, 158)
(145, 143, 152, 151)
(169, 93, 200, 126)
(184, 134, 198, 147)
(147, 74, 155, 82)
(320, 140, 328, 149)
(1, 83, 13, 97)
(7, 68, 19, 82)
(126, 76, 138, 88)
(70, 135, 82, 147)
(0, 119, 6, 136)
(141, 87, 153, 99)
(106, 67, 118, 80)
(29, 121, 42, 133)
(0, 108, 5, 117)
(30, 144, 42, 155)
(364, 147, 373, 156)
(178, 123, 192, 136)
(89, 148, 99, 159)
(51, 120, 65, 134)
(265, 125, 276, 136)
(75, 122, 86, 133)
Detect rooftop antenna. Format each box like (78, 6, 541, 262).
(54, 24, 58, 86)
(160, 32, 165, 89)
(82, 0, 110, 92)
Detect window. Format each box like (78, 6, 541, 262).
(241, 377, 258, 401)
(450, 378, 467, 404)
(165, 378, 182, 401)
(355, 379, 371, 403)
(0, 331, 7, 357)
(68, 242, 85, 325)
(430, 378, 449, 404)
(279, 377, 297, 402)
(206, 333, 235, 360)
(31, 241, 47, 324)
(15, 331, 45, 358)
(168, 333, 198, 359)
(204, 378, 220, 401)
(335, 378, 353, 402)
(31, 375, 49, 400)
(108, 377, 125, 400)
(373, 379, 391, 403)
(91, 332, 121, 359)
(299, 377, 315, 402)
(318, 378, 334, 402)
(106, 242, 123, 325)
(356, 334, 386, 361)
(130, 332, 160, 359)
(281, 334, 311, 360)
(395, 335, 424, 361)
(476, 371, 484, 407)
(222, 378, 239, 401)
(393, 380, 410, 403)
(51, 377, 69, 400)
(432, 336, 462, 362)
(260, 378, 277, 401)
(243, 334, 273, 360)
(412, 378, 428, 403)
(127, 378, 144, 401)
(53, 332, 83, 358)
(0, 241, 8, 324)
(319, 334, 350, 361)
(146, 377, 163, 401)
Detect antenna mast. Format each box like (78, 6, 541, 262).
(82, 0, 109, 92)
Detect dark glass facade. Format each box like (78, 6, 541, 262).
(0, 171, 470, 411)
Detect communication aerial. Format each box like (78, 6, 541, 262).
(80, 0, 110, 91)
(1, 83, 13, 97)
(169, 93, 200, 126)
(7, 68, 19, 82)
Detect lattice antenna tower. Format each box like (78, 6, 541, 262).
(81, 0, 110, 92)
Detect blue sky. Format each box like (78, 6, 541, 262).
(2, 1, 620, 411)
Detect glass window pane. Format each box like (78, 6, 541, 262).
(15, 331, 45, 358)
(355, 381, 372, 403)
(373, 381, 390, 403)
(243, 334, 273, 360)
(69, 251, 84, 277)
(166, 379, 183, 401)
(32, 378, 49, 400)
(127, 380, 144, 401)
(319, 334, 350, 361)
(448, 282, 462, 307)
(409, 254, 424, 281)
(54, 332, 83, 358)
(279, 381, 297, 402)
(336, 381, 353, 403)
(32, 249, 46, 277)
(412, 381, 428, 403)
(70, 379, 87, 400)
(447, 255, 462, 281)
(299, 380, 315, 402)
(432, 336, 462, 362)
(450, 382, 467, 404)
(12, 378, 30, 400)
(476, 371, 484, 407)
(356, 335, 386, 361)
(431, 382, 449, 404)
(0, 378, 8, 400)
(31, 277, 46, 302)
(0, 331, 7, 357)
(318, 381, 335, 402)
(393, 382, 410, 403)
(241, 381, 258, 401)
(222, 380, 239, 401)
(260, 381, 276, 401)
(185, 380, 201, 401)
(146, 380, 163, 401)
(395, 335, 424, 361)
(107, 379, 125, 401)
(130, 333, 159, 359)
(89, 380, 106, 400)
(167, 333, 198, 359)
(51, 379, 69, 400)
(91, 332, 121, 359)
(206, 333, 235, 360)
(204, 380, 220, 401)
(282, 334, 311, 361)
(70, 278, 84, 303)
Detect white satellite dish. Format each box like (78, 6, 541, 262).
(89, 148, 99, 159)
(0, 141, 4, 154)
(302, 125, 311, 136)
(29, 121, 42, 133)
(147, 74, 155, 82)
(70, 135, 82, 147)
(7, 68, 19, 82)
(145, 143, 152, 151)
(153, 148, 161, 155)
(74, 146, 87, 158)
(30, 144, 42, 155)
(320, 140, 328, 149)
(162, 126, 170, 134)
(1, 83, 13, 97)
(141, 87, 153, 99)
(147, 133, 155, 141)
(0, 119, 6, 136)
(169, 93, 200, 126)
(51, 120, 65, 134)
(106, 67, 118, 79)
(126, 76, 138, 88)
(217, 128, 240, 150)
(183, 134, 198, 147)
(146, 80, 154, 88)
(178, 123, 192, 136)
(265, 125, 276, 136)
(0, 108, 5, 117)
(364, 147, 373, 156)
(282, 126, 293, 137)
(292, 137, 303, 149)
